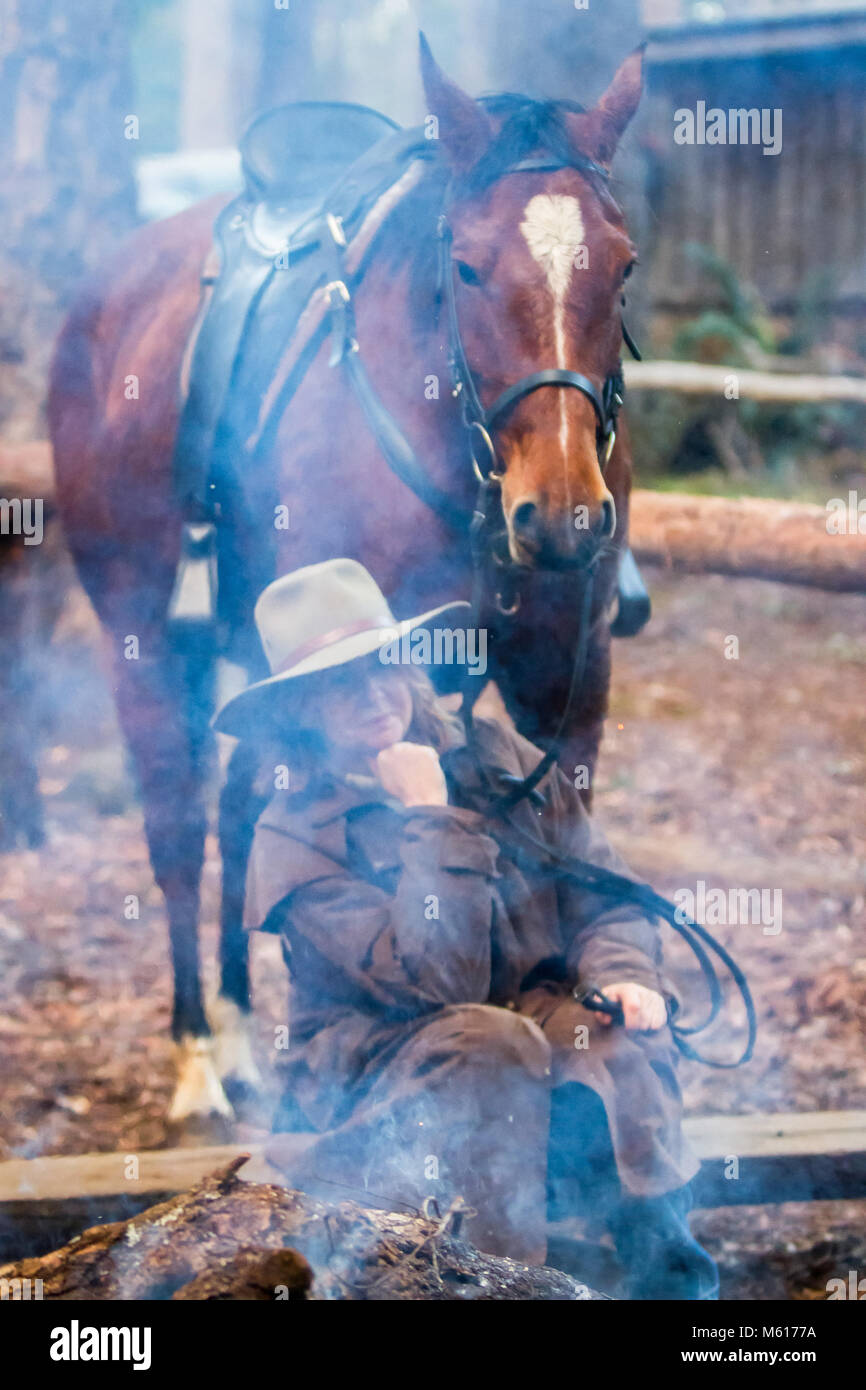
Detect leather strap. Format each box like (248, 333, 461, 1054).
(273, 613, 395, 674)
(487, 368, 606, 430)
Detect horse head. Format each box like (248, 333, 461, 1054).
(421, 36, 643, 571)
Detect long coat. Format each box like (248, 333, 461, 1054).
(244, 716, 699, 1264)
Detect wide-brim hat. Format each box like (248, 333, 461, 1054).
(213, 558, 470, 738)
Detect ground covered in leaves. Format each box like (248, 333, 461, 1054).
(0, 563, 864, 1298)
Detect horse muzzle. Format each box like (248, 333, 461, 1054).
(507, 492, 617, 569)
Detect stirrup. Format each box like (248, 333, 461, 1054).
(167, 521, 219, 635)
(610, 545, 651, 638)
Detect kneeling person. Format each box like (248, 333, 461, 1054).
(214, 558, 717, 1300)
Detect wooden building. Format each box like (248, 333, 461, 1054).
(641, 0, 866, 351)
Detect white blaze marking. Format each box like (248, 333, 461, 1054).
(519, 193, 585, 478)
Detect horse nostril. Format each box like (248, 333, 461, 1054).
(512, 500, 539, 536)
(511, 500, 539, 542)
(599, 496, 617, 540)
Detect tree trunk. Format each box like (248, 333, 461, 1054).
(0, 1156, 602, 1301)
(0, 0, 138, 439)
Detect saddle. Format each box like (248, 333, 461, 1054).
(168, 100, 650, 642)
(169, 102, 430, 633)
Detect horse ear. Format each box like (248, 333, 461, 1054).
(570, 44, 645, 168)
(419, 31, 492, 175)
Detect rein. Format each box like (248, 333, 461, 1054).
(455, 522, 756, 1068)
(456, 663, 757, 1068)
(319, 146, 755, 1066)
(289, 142, 756, 1069)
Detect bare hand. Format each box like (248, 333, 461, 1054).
(376, 742, 448, 808)
(597, 982, 667, 1031)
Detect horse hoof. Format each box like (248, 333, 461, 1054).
(168, 1035, 235, 1122)
(209, 996, 264, 1091)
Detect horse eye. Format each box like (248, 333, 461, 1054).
(456, 260, 482, 286)
(623, 261, 636, 281)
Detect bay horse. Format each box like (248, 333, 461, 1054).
(48, 37, 646, 1122)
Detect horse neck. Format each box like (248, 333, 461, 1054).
(349, 175, 475, 510)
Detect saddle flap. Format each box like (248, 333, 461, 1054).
(240, 101, 400, 203)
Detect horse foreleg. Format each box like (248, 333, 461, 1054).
(112, 641, 232, 1121)
(212, 737, 269, 1094)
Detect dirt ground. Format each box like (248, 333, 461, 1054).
(1, 561, 864, 1299)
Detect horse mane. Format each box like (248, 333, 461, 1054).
(468, 92, 604, 191)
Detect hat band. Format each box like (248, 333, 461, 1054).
(272, 614, 395, 676)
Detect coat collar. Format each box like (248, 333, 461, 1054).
(256, 718, 545, 836)
(310, 774, 404, 828)
(256, 771, 399, 836)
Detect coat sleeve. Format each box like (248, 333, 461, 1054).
(260, 806, 502, 1017)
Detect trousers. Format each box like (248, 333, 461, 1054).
(271, 1002, 718, 1298)
(549, 1082, 718, 1300)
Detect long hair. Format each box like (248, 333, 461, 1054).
(251, 662, 465, 796)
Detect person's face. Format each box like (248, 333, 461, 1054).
(317, 655, 413, 760)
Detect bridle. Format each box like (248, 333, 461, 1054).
(435, 157, 639, 490)
(324, 150, 640, 546)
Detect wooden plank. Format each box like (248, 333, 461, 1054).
(0, 1119, 864, 1260)
(0, 1143, 269, 1204)
(0, 1112, 864, 1206)
(646, 17, 866, 60)
(686, 1111, 866, 1207)
(643, 0, 866, 23)
(684, 1110, 866, 1160)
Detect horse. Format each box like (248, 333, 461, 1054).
(48, 36, 646, 1122)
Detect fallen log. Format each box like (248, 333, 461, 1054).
(625, 359, 866, 405)
(0, 1156, 600, 1301)
(629, 489, 866, 593)
(2, 442, 861, 595)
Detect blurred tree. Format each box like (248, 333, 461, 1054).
(0, 0, 137, 438)
(131, 0, 182, 155)
(242, 0, 497, 129)
(181, 0, 237, 147)
(246, 0, 316, 120)
(490, 0, 643, 98)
